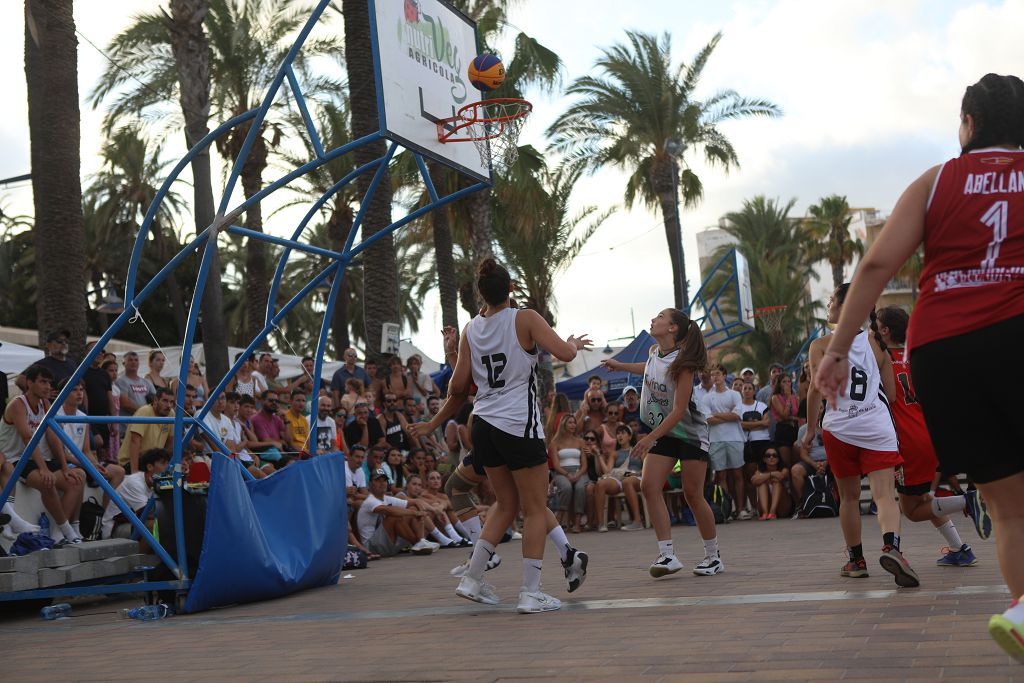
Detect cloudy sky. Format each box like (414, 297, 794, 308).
(2, 0, 1023, 362)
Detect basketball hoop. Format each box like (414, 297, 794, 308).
(749, 305, 788, 335)
(437, 98, 532, 175)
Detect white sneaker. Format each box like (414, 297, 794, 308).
(455, 575, 500, 605)
(738, 509, 753, 521)
(622, 522, 644, 531)
(410, 539, 436, 555)
(693, 554, 725, 576)
(450, 552, 502, 578)
(509, 531, 523, 540)
(424, 539, 441, 551)
(649, 554, 684, 578)
(516, 588, 561, 614)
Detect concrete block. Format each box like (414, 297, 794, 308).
(37, 566, 70, 588)
(75, 539, 139, 562)
(0, 571, 39, 592)
(0, 553, 41, 573)
(34, 546, 81, 568)
(98, 556, 132, 576)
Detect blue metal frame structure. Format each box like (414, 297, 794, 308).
(687, 248, 754, 350)
(0, 0, 488, 603)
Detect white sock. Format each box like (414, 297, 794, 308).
(460, 517, 481, 543)
(658, 539, 674, 557)
(547, 524, 571, 563)
(430, 528, 454, 545)
(936, 520, 964, 549)
(522, 558, 543, 593)
(2, 502, 40, 533)
(71, 521, 81, 535)
(703, 537, 720, 558)
(444, 523, 461, 541)
(59, 521, 80, 541)
(467, 540, 496, 580)
(931, 495, 966, 517)
(1005, 597, 1024, 623)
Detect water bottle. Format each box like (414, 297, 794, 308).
(120, 604, 171, 621)
(38, 513, 50, 537)
(40, 603, 71, 620)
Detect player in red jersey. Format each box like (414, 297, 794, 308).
(815, 73, 1024, 661)
(872, 306, 990, 566)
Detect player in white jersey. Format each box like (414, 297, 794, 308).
(806, 283, 918, 587)
(418, 259, 591, 613)
(603, 308, 722, 578)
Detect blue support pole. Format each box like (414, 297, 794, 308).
(286, 65, 325, 159)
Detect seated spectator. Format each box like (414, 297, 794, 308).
(116, 351, 151, 418)
(381, 355, 413, 402)
(378, 392, 419, 454)
(339, 378, 364, 414)
(417, 396, 446, 462)
(356, 469, 438, 557)
(791, 422, 828, 506)
(593, 424, 644, 532)
(249, 390, 290, 467)
(1, 452, 42, 537)
(0, 365, 84, 542)
(403, 447, 429, 482)
(201, 393, 238, 455)
(362, 444, 387, 482)
(403, 397, 420, 423)
(118, 387, 174, 473)
(171, 357, 209, 404)
(16, 329, 78, 394)
(548, 415, 588, 533)
(544, 392, 570, 438)
(231, 394, 275, 478)
(344, 402, 386, 449)
(227, 352, 266, 398)
(576, 386, 607, 432)
(383, 447, 407, 495)
(405, 474, 462, 547)
(58, 378, 126, 510)
(144, 350, 171, 395)
(750, 447, 792, 520)
(101, 447, 169, 543)
(442, 403, 472, 471)
(308, 395, 342, 455)
(181, 384, 209, 457)
(345, 444, 369, 508)
(423, 470, 473, 545)
(406, 354, 438, 402)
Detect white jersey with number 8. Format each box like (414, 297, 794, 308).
(821, 330, 898, 451)
(466, 307, 543, 439)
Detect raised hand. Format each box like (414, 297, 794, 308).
(568, 334, 593, 350)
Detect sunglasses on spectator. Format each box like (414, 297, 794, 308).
(583, 436, 598, 442)
(764, 452, 779, 458)
(589, 398, 602, 403)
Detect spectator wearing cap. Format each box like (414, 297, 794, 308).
(356, 468, 439, 557)
(16, 329, 78, 393)
(740, 367, 757, 385)
(620, 386, 641, 424)
(116, 351, 152, 419)
(331, 348, 371, 408)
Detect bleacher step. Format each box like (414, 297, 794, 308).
(1, 540, 157, 594)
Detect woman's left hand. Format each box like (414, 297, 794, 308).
(630, 436, 653, 460)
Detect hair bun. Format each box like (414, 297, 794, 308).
(478, 258, 499, 276)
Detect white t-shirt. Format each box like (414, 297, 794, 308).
(357, 493, 407, 544)
(699, 388, 745, 443)
(692, 384, 714, 405)
(203, 412, 236, 453)
(346, 464, 367, 490)
(101, 472, 150, 538)
(61, 408, 89, 452)
(307, 414, 338, 454)
(738, 400, 770, 442)
(231, 419, 253, 463)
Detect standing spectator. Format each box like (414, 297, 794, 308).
(381, 355, 412, 401)
(250, 390, 289, 465)
(692, 369, 714, 404)
(172, 357, 209, 405)
(103, 359, 121, 458)
(756, 363, 784, 404)
(770, 373, 800, 468)
(548, 416, 588, 533)
(620, 386, 641, 424)
(791, 422, 828, 506)
(339, 378, 365, 414)
(407, 354, 438, 403)
(731, 377, 744, 392)
(143, 350, 170, 395)
(282, 390, 311, 454)
(796, 362, 811, 425)
(82, 343, 113, 462)
(419, 395, 447, 460)
(308, 395, 340, 454)
(699, 364, 748, 520)
(378, 392, 418, 454)
(344, 402, 386, 449)
(115, 351, 151, 417)
(227, 353, 264, 398)
(118, 387, 173, 472)
(740, 367, 757, 386)
(16, 329, 78, 392)
(330, 348, 371, 407)
(739, 381, 771, 516)
(364, 358, 383, 402)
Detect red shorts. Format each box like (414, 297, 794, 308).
(822, 431, 903, 479)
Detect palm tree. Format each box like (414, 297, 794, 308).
(24, 0, 88, 356)
(90, 0, 344, 345)
(0, 203, 36, 329)
(168, 0, 229, 384)
(896, 248, 924, 304)
(548, 31, 781, 309)
(804, 194, 864, 291)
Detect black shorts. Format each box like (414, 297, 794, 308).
(648, 435, 708, 462)
(774, 421, 798, 447)
(896, 478, 932, 497)
(911, 314, 1024, 484)
(471, 417, 547, 471)
(744, 440, 772, 465)
(462, 453, 485, 477)
(20, 459, 62, 480)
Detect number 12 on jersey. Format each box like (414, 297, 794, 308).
(481, 353, 507, 388)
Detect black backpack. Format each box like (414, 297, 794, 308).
(343, 545, 369, 570)
(704, 483, 733, 524)
(78, 496, 106, 541)
(800, 472, 839, 518)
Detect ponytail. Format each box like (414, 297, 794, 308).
(667, 313, 707, 381)
(868, 308, 887, 353)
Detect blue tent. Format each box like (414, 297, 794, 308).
(555, 331, 654, 401)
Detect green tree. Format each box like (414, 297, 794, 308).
(804, 194, 864, 291)
(24, 0, 88, 355)
(548, 31, 781, 309)
(90, 0, 343, 345)
(0, 203, 36, 329)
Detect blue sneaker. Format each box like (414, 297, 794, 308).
(964, 489, 992, 540)
(936, 544, 978, 567)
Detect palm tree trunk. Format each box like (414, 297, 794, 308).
(468, 188, 494, 274)
(24, 0, 87, 356)
(429, 162, 459, 329)
(169, 0, 229, 385)
(239, 133, 270, 345)
(652, 159, 687, 308)
(154, 219, 188, 338)
(343, 0, 398, 363)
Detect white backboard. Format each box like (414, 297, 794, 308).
(735, 250, 755, 329)
(370, 0, 490, 182)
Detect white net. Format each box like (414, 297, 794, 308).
(461, 100, 531, 175)
(755, 306, 787, 335)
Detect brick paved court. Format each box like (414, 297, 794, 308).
(1, 516, 1020, 682)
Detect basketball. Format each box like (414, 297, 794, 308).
(468, 54, 505, 91)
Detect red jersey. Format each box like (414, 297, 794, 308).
(908, 149, 1024, 350)
(886, 346, 937, 486)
